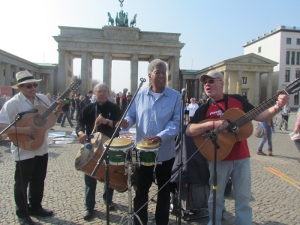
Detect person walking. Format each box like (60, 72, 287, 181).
(257, 118, 275, 156)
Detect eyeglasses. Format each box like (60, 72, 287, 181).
(25, 83, 38, 89)
(203, 79, 221, 85)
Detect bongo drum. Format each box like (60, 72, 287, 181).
(136, 140, 160, 166)
(104, 138, 133, 165)
(75, 132, 129, 192)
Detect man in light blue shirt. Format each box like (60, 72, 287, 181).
(121, 59, 180, 225)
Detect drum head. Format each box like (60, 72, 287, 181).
(105, 138, 132, 148)
(137, 140, 160, 149)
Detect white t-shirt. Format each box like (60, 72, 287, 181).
(188, 102, 199, 117)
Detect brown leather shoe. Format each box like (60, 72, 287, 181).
(268, 151, 273, 156)
(257, 151, 266, 156)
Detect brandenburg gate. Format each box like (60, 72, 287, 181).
(53, 25, 185, 94)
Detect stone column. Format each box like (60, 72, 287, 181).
(254, 72, 260, 106)
(103, 52, 112, 90)
(130, 54, 139, 94)
(223, 70, 229, 94)
(196, 79, 200, 100)
(237, 70, 243, 94)
(57, 50, 66, 93)
(0, 61, 4, 86)
(267, 71, 273, 99)
(50, 70, 55, 95)
(81, 52, 89, 95)
(5, 63, 11, 86)
(172, 56, 180, 91)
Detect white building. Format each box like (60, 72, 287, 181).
(244, 25, 300, 108)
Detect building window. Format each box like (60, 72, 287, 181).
(258, 47, 261, 53)
(297, 52, 300, 65)
(287, 38, 292, 44)
(294, 92, 299, 105)
(291, 51, 295, 65)
(297, 38, 300, 45)
(296, 70, 300, 79)
(3, 69, 5, 76)
(285, 70, 290, 82)
(242, 77, 247, 84)
(69, 58, 72, 66)
(286, 51, 290, 64)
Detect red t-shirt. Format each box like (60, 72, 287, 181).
(205, 97, 250, 161)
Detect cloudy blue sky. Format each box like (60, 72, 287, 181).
(0, 0, 299, 92)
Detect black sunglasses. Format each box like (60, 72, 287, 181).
(25, 83, 38, 89)
(203, 79, 221, 85)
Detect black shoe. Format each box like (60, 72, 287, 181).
(29, 207, 53, 217)
(18, 216, 34, 225)
(109, 203, 115, 211)
(83, 209, 94, 220)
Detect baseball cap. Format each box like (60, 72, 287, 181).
(200, 70, 223, 82)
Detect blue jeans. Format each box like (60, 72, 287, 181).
(61, 111, 73, 127)
(84, 174, 114, 210)
(208, 158, 252, 225)
(257, 127, 272, 151)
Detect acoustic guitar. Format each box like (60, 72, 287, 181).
(193, 78, 300, 162)
(8, 79, 81, 151)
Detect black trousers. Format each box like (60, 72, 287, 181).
(14, 154, 48, 218)
(134, 157, 174, 225)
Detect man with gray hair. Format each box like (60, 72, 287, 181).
(76, 83, 122, 220)
(120, 59, 181, 225)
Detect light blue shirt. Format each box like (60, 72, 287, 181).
(124, 86, 181, 162)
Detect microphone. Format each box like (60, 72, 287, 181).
(181, 88, 186, 101)
(226, 119, 239, 134)
(17, 108, 38, 116)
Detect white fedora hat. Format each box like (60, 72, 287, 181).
(12, 70, 42, 89)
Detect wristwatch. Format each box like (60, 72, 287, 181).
(106, 119, 110, 125)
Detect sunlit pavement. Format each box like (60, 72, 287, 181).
(1, 113, 300, 225)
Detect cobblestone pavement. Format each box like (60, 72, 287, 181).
(1, 113, 300, 225)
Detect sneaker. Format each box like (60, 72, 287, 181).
(257, 151, 266, 156)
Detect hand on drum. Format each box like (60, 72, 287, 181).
(142, 135, 162, 143)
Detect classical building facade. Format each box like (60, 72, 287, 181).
(53, 25, 185, 94)
(0, 49, 56, 96)
(181, 53, 278, 106)
(244, 25, 300, 107)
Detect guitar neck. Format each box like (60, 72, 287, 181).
(234, 94, 279, 127)
(40, 88, 73, 118)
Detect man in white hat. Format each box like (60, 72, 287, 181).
(0, 70, 64, 225)
(186, 70, 290, 225)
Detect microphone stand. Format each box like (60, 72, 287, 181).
(91, 78, 146, 224)
(175, 89, 186, 224)
(0, 113, 26, 136)
(202, 127, 220, 225)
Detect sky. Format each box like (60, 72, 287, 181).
(0, 0, 299, 93)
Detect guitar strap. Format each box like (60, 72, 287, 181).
(210, 94, 228, 113)
(35, 95, 49, 107)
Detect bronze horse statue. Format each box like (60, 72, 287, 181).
(107, 12, 114, 26)
(130, 14, 137, 27)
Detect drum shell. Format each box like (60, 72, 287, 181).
(136, 146, 159, 166)
(105, 145, 133, 165)
(75, 132, 129, 192)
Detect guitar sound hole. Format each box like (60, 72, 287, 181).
(33, 116, 46, 127)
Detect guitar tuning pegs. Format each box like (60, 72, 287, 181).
(89, 134, 94, 139)
(85, 143, 92, 150)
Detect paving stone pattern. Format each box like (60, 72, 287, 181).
(1, 113, 300, 224)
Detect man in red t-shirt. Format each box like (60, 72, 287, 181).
(186, 70, 289, 225)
